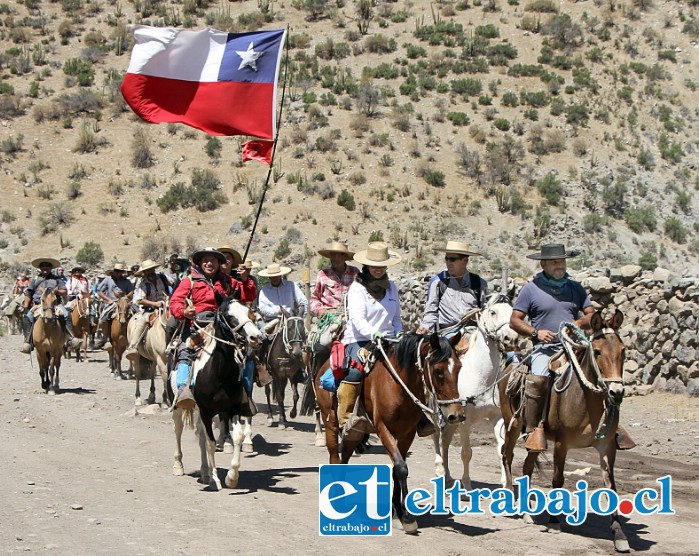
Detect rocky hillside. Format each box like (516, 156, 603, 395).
(0, 0, 697, 283)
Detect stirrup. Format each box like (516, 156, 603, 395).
(175, 386, 195, 410)
(524, 424, 548, 452)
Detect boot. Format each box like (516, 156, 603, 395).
(416, 413, 437, 437)
(94, 321, 111, 350)
(255, 361, 273, 387)
(125, 316, 149, 360)
(523, 375, 549, 452)
(337, 381, 361, 428)
(63, 317, 83, 350)
(615, 424, 636, 450)
(21, 314, 33, 354)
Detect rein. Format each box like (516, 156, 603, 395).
(282, 315, 306, 352)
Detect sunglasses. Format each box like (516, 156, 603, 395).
(445, 256, 466, 262)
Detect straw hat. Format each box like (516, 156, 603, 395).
(258, 263, 291, 277)
(111, 262, 129, 272)
(191, 248, 226, 266)
(137, 259, 160, 275)
(353, 242, 402, 267)
(318, 241, 355, 259)
(71, 265, 86, 273)
(526, 243, 580, 260)
(243, 259, 260, 269)
(31, 257, 60, 269)
(434, 241, 482, 257)
(218, 245, 243, 267)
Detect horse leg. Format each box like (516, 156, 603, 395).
(386, 431, 418, 534)
(598, 440, 630, 553)
(241, 416, 253, 453)
(215, 412, 230, 452)
(434, 423, 456, 487)
(225, 416, 244, 488)
(494, 418, 508, 487)
(147, 362, 156, 405)
(265, 383, 274, 426)
(314, 408, 326, 447)
(545, 440, 569, 532)
(276, 378, 288, 430)
(134, 358, 142, 406)
(458, 417, 474, 491)
(520, 450, 541, 524)
(53, 356, 60, 394)
(196, 413, 220, 490)
(172, 407, 185, 476)
(289, 380, 300, 419)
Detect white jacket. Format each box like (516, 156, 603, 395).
(342, 280, 402, 344)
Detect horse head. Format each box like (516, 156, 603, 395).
(281, 309, 307, 360)
(589, 309, 625, 406)
(116, 296, 130, 324)
(479, 294, 518, 349)
(417, 332, 464, 426)
(40, 287, 58, 321)
(220, 296, 261, 350)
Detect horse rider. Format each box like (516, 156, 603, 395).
(164, 253, 188, 292)
(124, 259, 171, 361)
(218, 246, 257, 304)
(256, 263, 308, 386)
(20, 257, 82, 354)
(55, 266, 67, 287)
(13, 272, 31, 296)
(169, 248, 232, 409)
(66, 265, 91, 306)
(3, 272, 30, 320)
(94, 263, 134, 350)
(338, 242, 402, 434)
(510, 243, 635, 452)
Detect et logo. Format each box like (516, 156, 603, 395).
(319, 464, 392, 536)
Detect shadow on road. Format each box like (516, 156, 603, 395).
(225, 465, 318, 495)
(57, 387, 96, 395)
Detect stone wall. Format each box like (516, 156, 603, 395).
(393, 266, 699, 396)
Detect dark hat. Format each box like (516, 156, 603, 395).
(527, 244, 580, 260)
(71, 265, 86, 273)
(191, 247, 226, 266)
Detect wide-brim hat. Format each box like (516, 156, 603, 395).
(71, 265, 86, 273)
(137, 259, 160, 274)
(243, 259, 260, 269)
(258, 263, 291, 277)
(435, 241, 482, 257)
(32, 257, 60, 269)
(111, 263, 129, 272)
(218, 246, 243, 267)
(191, 248, 226, 266)
(317, 241, 355, 259)
(527, 243, 580, 260)
(353, 242, 402, 267)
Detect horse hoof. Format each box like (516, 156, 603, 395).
(266, 418, 274, 427)
(614, 539, 630, 553)
(546, 522, 561, 534)
(290, 409, 297, 419)
(135, 398, 142, 406)
(278, 423, 286, 431)
(402, 520, 419, 534)
(522, 513, 534, 525)
(315, 437, 326, 447)
(223, 442, 234, 454)
(172, 464, 184, 477)
(48, 389, 56, 397)
(242, 442, 253, 453)
(225, 472, 239, 489)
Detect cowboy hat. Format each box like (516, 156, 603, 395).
(191, 247, 226, 266)
(258, 263, 291, 277)
(111, 263, 129, 272)
(526, 243, 580, 260)
(218, 245, 243, 267)
(137, 259, 160, 274)
(243, 259, 260, 269)
(434, 241, 482, 257)
(317, 241, 355, 259)
(31, 257, 60, 269)
(71, 265, 86, 273)
(353, 242, 402, 267)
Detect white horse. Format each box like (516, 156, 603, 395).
(432, 295, 519, 489)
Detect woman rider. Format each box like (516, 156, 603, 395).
(338, 242, 403, 430)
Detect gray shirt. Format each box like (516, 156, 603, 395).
(97, 276, 134, 301)
(25, 274, 63, 306)
(420, 271, 488, 332)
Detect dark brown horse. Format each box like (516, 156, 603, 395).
(106, 297, 131, 378)
(32, 288, 66, 394)
(499, 310, 630, 552)
(314, 332, 464, 534)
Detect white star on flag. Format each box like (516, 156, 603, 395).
(236, 42, 263, 71)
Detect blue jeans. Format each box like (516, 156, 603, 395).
(343, 341, 370, 383)
(530, 343, 561, 376)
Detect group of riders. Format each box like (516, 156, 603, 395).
(6, 238, 635, 452)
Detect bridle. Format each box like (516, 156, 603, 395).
(40, 289, 57, 321)
(281, 314, 306, 352)
(116, 297, 129, 324)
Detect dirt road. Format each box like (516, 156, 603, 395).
(1, 333, 697, 555)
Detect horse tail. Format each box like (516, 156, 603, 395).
(182, 407, 195, 430)
(300, 371, 317, 416)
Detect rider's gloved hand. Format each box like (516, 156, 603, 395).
(372, 331, 385, 341)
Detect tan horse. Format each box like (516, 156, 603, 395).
(67, 294, 92, 362)
(106, 297, 131, 378)
(127, 302, 171, 406)
(499, 310, 630, 552)
(32, 288, 66, 394)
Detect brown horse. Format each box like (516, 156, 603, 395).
(315, 332, 464, 534)
(106, 297, 131, 378)
(32, 288, 66, 394)
(67, 294, 92, 362)
(499, 310, 630, 552)
(127, 302, 170, 406)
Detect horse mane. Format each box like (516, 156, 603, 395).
(486, 292, 511, 306)
(395, 333, 452, 372)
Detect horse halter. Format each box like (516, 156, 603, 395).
(281, 315, 306, 352)
(116, 298, 129, 324)
(40, 289, 56, 320)
(477, 295, 512, 353)
(415, 338, 462, 409)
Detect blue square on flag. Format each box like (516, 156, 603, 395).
(319, 464, 392, 536)
(219, 30, 284, 83)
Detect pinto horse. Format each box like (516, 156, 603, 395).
(315, 332, 464, 533)
(171, 296, 262, 490)
(432, 295, 519, 489)
(128, 301, 170, 407)
(106, 297, 131, 378)
(32, 288, 66, 394)
(264, 310, 308, 429)
(499, 310, 630, 552)
(67, 294, 92, 362)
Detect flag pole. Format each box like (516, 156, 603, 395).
(242, 25, 290, 262)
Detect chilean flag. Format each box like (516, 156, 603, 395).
(121, 26, 286, 139)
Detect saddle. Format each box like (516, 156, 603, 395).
(147, 311, 160, 327)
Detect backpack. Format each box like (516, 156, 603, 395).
(430, 270, 483, 309)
